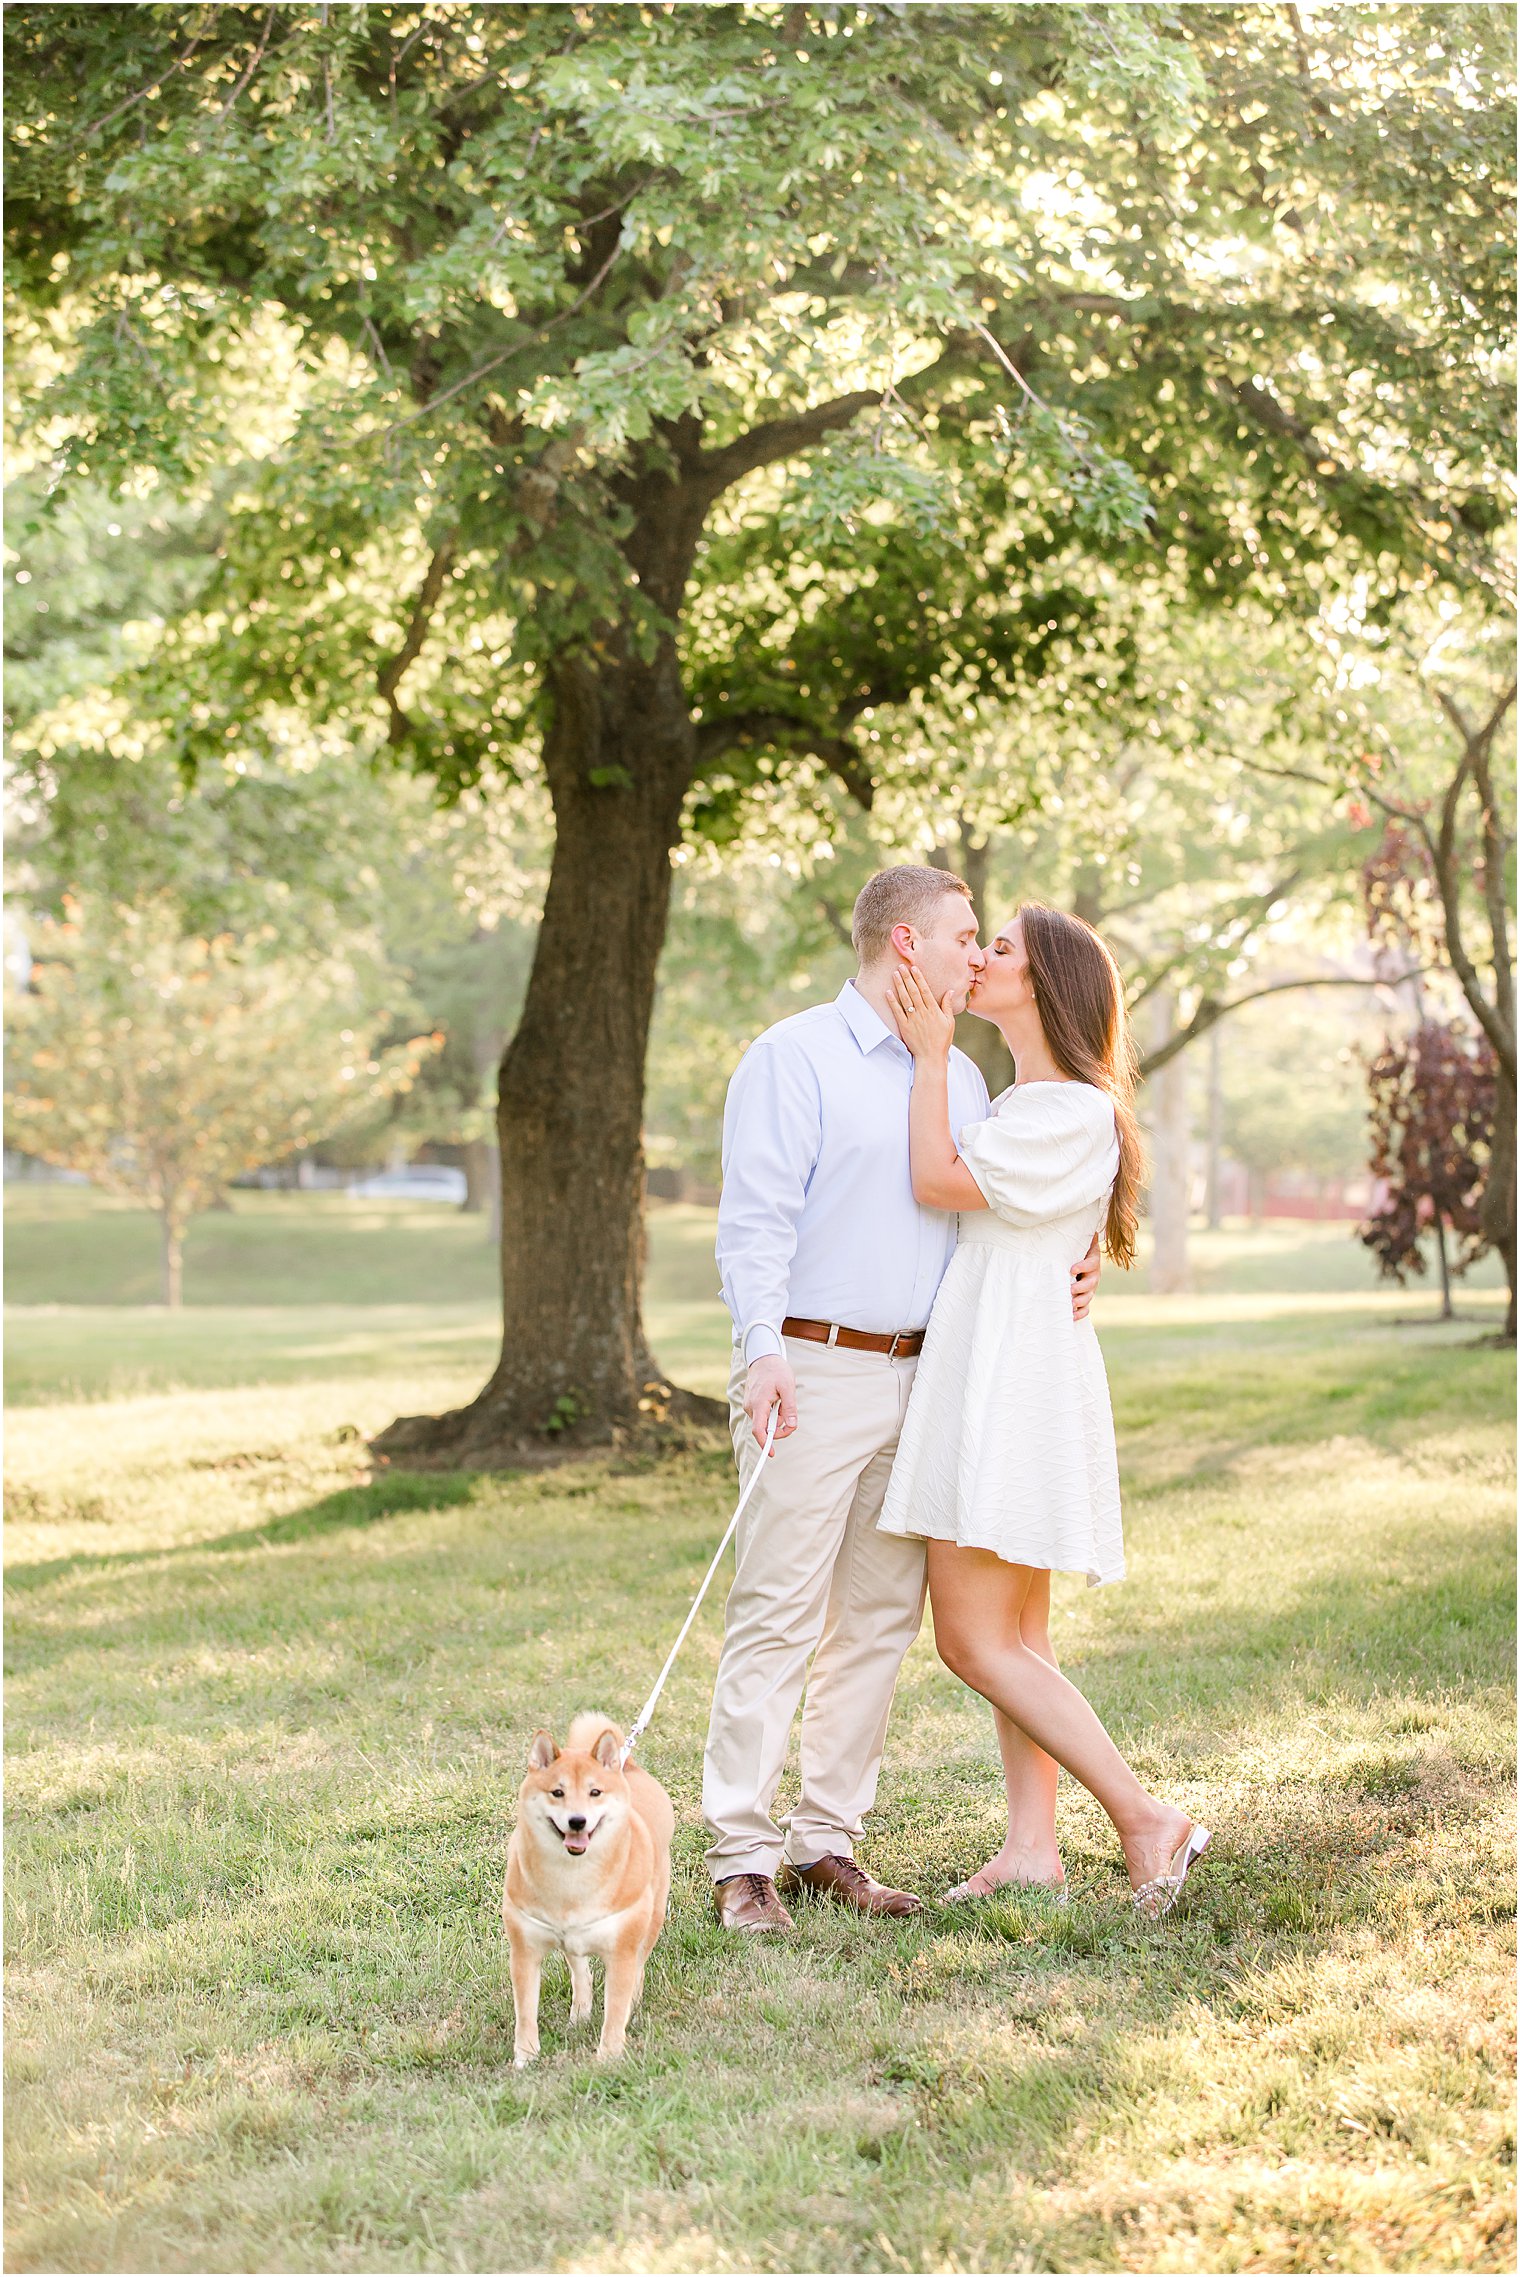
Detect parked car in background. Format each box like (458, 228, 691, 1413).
(348, 1166, 469, 1204)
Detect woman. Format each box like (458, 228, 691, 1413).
(877, 904, 1210, 1918)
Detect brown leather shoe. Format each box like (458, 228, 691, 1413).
(713, 1872, 794, 1933)
(779, 1854, 922, 1917)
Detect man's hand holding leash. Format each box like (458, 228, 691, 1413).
(744, 1355, 798, 1451)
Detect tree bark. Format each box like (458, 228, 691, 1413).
(1204, 1024, 1224, 1230)
(160, 1207, 183, 1308)
(1481, 1061, 1517, 1339)
(461, 1137, 498, 1218)
(1434, 1213, 1453, 1321)
(1146, 992, 1192, 1293)
(1425, 684, 1516, 1339)
(955, 1008, 1016, 1097)
(463, 1021, 506, 1227)
(934, 824, 1014, 1093)
(375, 632, 723, 1461)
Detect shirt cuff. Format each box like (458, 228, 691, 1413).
(743, 1323, 785, 1365)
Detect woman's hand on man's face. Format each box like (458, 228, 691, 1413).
(890, 963, 956, 1059)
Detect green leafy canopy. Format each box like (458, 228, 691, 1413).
(6, 2, 1514, 819)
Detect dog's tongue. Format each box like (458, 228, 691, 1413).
(564, 1832, 589, 1855)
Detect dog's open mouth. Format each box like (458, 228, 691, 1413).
(557, 1824, 595, 1856)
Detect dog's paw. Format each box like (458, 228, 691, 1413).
(569, 2002, 593, 2028)
(512, 2045, 540, 2069)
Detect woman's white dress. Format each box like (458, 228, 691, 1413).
(878, 1080, 1125, 1587)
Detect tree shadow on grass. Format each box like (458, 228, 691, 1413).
(4, 1471, 480, 1593)
(8, 1501, 1513, 2262)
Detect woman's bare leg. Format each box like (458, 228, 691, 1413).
(959, 1570, 1065, 1893)
(928, 1541, 1193, 1889)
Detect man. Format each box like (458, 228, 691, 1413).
(704, 864, 1100, 1930)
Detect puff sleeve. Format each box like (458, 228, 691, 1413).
(957, 1084, 1119, 1226)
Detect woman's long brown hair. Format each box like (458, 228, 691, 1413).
(1018, 903, 1144, 1268)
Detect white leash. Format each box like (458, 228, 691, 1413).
(619, 1403, 780, 1767)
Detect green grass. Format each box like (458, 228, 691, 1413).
(4, 1188, 1504, 1409)
(9, 1182, 1506, 1313)
(5, 1196, 1515, 2272)
(2, 1193, 731, 1405)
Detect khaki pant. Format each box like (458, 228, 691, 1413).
(702, 1335, 927, 1881)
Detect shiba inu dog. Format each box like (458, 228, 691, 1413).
(502, 1712, 675, 2066)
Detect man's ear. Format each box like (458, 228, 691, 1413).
(527, 1728, 557, 1771)
(592, 1727, 622, 1770)
(889, 921, 917, 964)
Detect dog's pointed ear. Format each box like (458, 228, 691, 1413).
(527, 1728, 557, 1771)
(592, 1727, 622, 1769)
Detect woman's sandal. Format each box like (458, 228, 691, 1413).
(1130, 1824, 1212, 1920)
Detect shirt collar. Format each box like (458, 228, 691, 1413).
(835, 980, 905, 1058)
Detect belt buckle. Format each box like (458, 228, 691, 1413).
(887, 1331, 905, 1360)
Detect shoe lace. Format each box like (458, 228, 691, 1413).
(824, 1855, 871, 1893)
(740, 1872, 775, 1906)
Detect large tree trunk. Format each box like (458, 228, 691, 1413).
(1204, 1024, 1224, 1231)
(160, 1206, 183, 1309)
(933, 825, 1014, 1093)
(375, 637, 722, 1463)
(461, 1137, 498, 1221)
(1146, 992, 1193, 1293)
(955, 1010, 1015, 1097)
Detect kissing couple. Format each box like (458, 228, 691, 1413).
(703, 863, 1211, 1929)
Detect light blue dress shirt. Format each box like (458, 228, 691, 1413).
(716, 981, 992, 1364)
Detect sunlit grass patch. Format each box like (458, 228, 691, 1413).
(4, 1285, 1513, 2272)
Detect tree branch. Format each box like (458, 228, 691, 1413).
(1236, 750, 1439, 859)
(382, 235, 629, 438)
(695, 709, 875, 807)
(1432, 677, 1516, 760)
(1137, 969, 1425, 1080)
(1240, 682, 1516, 1076)
(212, 6, 275, 126)
(1430, 682, 1517, 1074)
(1224, 377, 1504, 586)
(377, 535, 456, 742)
(817, 894, 854, 950)
(1468, 696, 1517, 1045)
(694, 390, 882, 498)
(1124, 868, 1306, 1017)
(73, 10, 223, 145)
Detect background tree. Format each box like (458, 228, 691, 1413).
(6, 507, 551, 1228)
(1210, 989, 1374, 1222)
(1363, 672, 1517, 1335)
(7, 1, 1512, 1455)
(1247, 612, 1517, 1335)
(5, 896, 439, 1304)
(1359, 1019, 1497, 1321)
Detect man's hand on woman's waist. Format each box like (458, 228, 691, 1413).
(744, 1231, 1099, 1448)
(1072, 1233, 1100, 1322)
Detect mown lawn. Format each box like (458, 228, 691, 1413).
(4, 1195, 1515, 2272)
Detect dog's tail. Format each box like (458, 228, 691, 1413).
(565, 1710, 626, 1759)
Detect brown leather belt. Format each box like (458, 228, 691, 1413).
(782, 1315, 925, 1358)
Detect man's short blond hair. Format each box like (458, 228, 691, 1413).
(851, 864, 973, 965)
